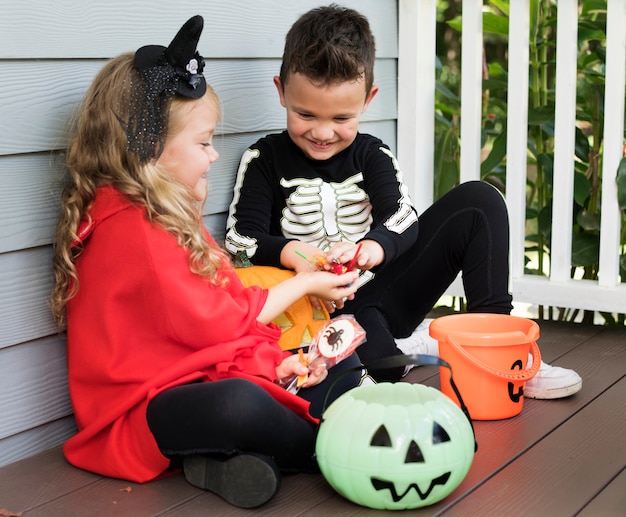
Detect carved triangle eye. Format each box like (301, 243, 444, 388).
(370, 425, 393, 447)
(405, 440, 425, 463)
(433, 421, 451, 444)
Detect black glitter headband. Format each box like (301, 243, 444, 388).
(125, 15, 207, 163)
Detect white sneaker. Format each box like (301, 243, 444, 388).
(359, 373, 377, 386)
(525, 354, 582, 399)
(395, 319, 439, 376)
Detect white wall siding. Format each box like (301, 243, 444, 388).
(0, 0, 398, 466)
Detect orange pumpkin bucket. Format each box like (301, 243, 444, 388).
(429, 314, 541, 420)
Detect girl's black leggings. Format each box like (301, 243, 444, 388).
(146, 352, 362, 472)
(338, 181, 514, 380)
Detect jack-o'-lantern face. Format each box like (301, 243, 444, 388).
(316, 383, 475, 510)
(368, 420, 453, 502)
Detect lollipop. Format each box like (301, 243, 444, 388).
(283, 315, 366, 394)
(296, 243, 362, 275)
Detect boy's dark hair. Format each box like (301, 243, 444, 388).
(279, 4, 376, 94)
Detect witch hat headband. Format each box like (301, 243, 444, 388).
(125, 15, 207, 163)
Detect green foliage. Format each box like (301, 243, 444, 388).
(434, 0, 625, 324)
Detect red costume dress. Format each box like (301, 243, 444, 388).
(64, 186, 315, 482)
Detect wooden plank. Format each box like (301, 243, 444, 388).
(0, 323, 624, 516)
(0, 447, 98, 512)
(421, 322, 626, 515)
(305, 321, 606, 516)
(578, 467, 626, 517)
(0, 59, 397, 155)
(0, 336, 71, 442)
(0, 446, 202, 517)
(446, 377, 626, 516)
(158, 472, 336, 516)
(29, 477, 202, 517)
(0, 0, 397, 60)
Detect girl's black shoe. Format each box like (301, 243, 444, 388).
(183, 453, 281, 508)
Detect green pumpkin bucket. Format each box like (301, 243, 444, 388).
(315, 356, 475, 510)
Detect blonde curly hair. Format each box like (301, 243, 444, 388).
(50, 52, 230, 329)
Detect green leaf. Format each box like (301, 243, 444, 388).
(573, 171, 591, 207)
(446, 10, 509, 36)
(528, 106, 554, 125)
(537, 153, 554, 184)
(576, 210, 600, 231)
(538, 205, 553, 240)
(447, 16, 462, 32)
(578, 27, 606, 43)
(483, 12, 509, 36)
(483, 76, 509, 91)
(434, 127, 460, 200)
(488, 0, 510, 16)
(526, 207, 538, 219)
(574, 127, 591, 163)
(581, 0, 608, 15)
(435, 81, 460, 103)
(571, 232, 599, 267)
(616, 157, 626, 212)
(481, 130, 507, 178)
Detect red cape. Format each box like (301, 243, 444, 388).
(64, 186, 316, 482)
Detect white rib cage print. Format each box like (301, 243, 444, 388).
(280, 173, 372, 251)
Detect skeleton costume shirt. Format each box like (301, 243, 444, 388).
(226, 131, 418, 274)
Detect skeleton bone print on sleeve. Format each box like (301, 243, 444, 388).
(280, 173, 372, 251)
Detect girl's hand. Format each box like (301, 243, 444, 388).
(280, 242, 331, 310)
(259, 245, 359, 324)
(320, 290, 355, 314)
(302, 269, 359, 302)
(275, 353, 328, 388)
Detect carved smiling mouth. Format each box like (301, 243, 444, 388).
(371, 471, 451, 502)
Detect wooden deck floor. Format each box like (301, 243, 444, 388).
(1, 320, 625, 516)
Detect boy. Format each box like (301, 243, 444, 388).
(226, 5, 581, 397)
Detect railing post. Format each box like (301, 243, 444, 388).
(598, 0, 626, 288)
(550, 0, 579, 283)
(506, 0, 531, 282)
(397, 0, 437, 213)
(459, 0, 483, 183)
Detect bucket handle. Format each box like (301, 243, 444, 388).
(320, 354, 478, 452)
(446, 335, 542, 382)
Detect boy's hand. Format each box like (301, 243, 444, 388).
(281, 241, 326, 273)
(327, 239, 384, 271)
(281, 241, 358, 311)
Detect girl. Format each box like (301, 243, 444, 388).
(50, 16, 360, 509)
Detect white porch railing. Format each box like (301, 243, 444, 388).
(397, 0, 626, 315)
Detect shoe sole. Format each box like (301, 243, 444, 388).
(183, 454, 280, 508)
(524, 378, 582, 400)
